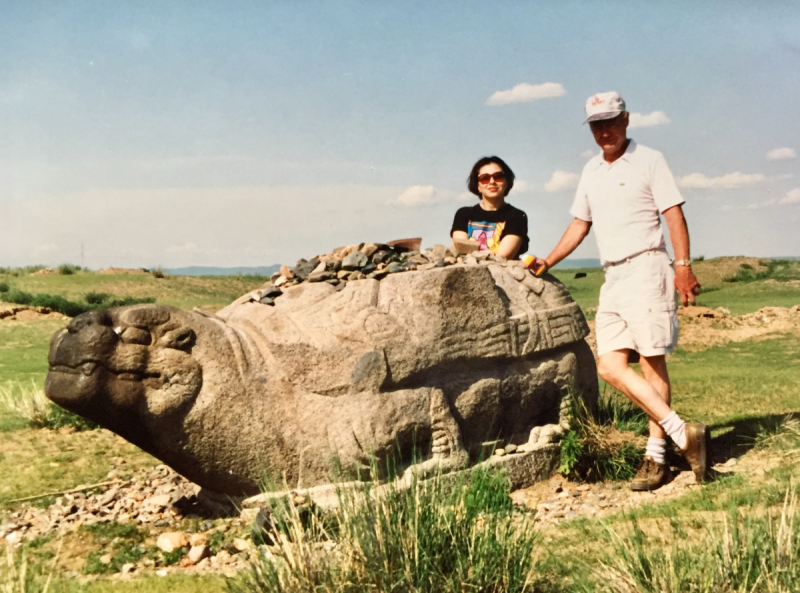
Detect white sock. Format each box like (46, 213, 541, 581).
(659, 411, 687, 450)
(645, 437, 667, 465)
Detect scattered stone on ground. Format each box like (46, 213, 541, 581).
(0, 442, 775, 580)
(511, 453, 753, 529)
(0, 464, 254, 579)
(31, 268, 58, 276)
(0, 303, 70, 321)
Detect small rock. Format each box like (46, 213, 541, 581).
(279, 265, 294, 279)
(431, 244, 448, 260)
(156, 569, 168, 577)
(577, 484, 591, 492)
(494, 448, 506, 457)
(99, 488, 119, 507)
(360, 263, 377, 275)
(444, 256, 457, 265)
(465, 255, 478, 266)
(504, 444, 518, 454)
(188, 532, 209, 547)
(5, 531, 22, 545)
(233, 538, 252, 552)
(145, 494, 173, 510)
(342, 251, 368, 271)
(157, 531, 188, 553)
(312, 261, 327, 274)
(306, 271, 335, 282)
(349, 271, 365, 281)
(360, 243, 379, 258)
(386, 263, 406, 274)
(274, 276, 287, 287)
(99, 553, 112, 565)
(371, 251, 391, 265)
(337, 270, 350, 280)
(261, 286, 283, 299)
(121, 563, 135, 574)
(187, 545, 209, 564)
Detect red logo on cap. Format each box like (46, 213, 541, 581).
(590, 95, 603, 106)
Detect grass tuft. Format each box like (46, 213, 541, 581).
(56, 264, 81, 276)
(0, 380, 99, 431)
(558, 385, 646, 482)
(1, 539, 60, 593)
(592, 489, 800, 592)
(230, 467, 540, 593)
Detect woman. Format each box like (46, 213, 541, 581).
(451, 156, 529, 260)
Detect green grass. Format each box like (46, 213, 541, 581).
(0, 271, 265, 310)
(230, 468, 541, 593)
(0, 321, 62, 385)
(556, 257, 800, 316)
(667, 334, 800, 427)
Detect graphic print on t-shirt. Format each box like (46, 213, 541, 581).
(468, 221, 505, 252)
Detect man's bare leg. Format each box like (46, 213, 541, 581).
(638, 354, 671, 440)
(596, 349, 672, 422)
(598, 349, 709, 483)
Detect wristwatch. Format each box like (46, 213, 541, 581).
(674, 259, 691, 267)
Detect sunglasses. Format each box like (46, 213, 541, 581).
(477, 172, 506, 184)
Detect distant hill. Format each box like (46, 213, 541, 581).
(553, 258, 602, 269)
(164, 265, 280, 277)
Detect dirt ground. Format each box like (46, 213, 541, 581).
(0, 303, 70, 322)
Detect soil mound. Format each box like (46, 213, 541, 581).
(0, 303, 70, 321)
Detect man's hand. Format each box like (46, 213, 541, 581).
(675, 265, 701, 306)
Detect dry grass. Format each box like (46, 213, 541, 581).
(1, 540, 61, 593)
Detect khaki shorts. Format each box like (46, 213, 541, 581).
(595, 250, 679, 357)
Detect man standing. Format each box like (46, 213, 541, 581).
(538, 91, 708, 490)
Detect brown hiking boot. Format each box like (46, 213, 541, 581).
(681, 424, 710, 483)
(630, 456, 669, 491)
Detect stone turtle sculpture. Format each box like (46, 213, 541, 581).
(46, 260, 597, 495)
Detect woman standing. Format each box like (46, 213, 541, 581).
(451, 156, 529, 260)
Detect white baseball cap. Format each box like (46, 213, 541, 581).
(584, 91, 626, 124)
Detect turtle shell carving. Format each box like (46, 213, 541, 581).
(46, 263, 597, 495)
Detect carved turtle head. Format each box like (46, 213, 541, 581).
(45, 305, 239, 448)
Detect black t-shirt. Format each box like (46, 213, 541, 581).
(450, 203, 529, 256)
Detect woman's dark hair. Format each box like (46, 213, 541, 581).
(467, 156, 516, 198)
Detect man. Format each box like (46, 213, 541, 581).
(537, 91, 708, 490)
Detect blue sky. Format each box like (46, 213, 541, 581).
(1, 1, 799, 268)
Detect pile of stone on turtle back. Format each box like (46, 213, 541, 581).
(256, 239, 508, 305)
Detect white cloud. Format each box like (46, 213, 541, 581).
(767, 147, 796, 160)
(395, 185, 441, 206)
(486, 82, 566, 106)
(581, 149, 596, 159)
(628, 111, 671, 128)
(721, 187, 800, 210)
(512, 179, 535, 193)
(544, 171, 580, 192)
(778, 188, 800, 205)
(678, 172, 766, 189)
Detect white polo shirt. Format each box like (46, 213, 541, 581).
(570, 140, 684, 265)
